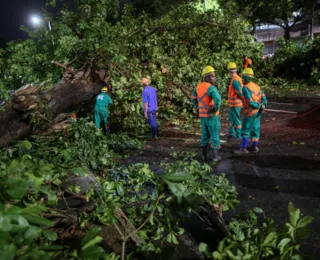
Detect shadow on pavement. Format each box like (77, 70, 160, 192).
(230, 154, 320, 171)
(233, 173, 320, 198)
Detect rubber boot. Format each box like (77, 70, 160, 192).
(249, 146, 259, 152)
(234, 137, 249, 154)
(233, 148, 249, 154)
(201, 146, 208, 161)
(248, 141, 259, 152)
(212, 148, 222, 163)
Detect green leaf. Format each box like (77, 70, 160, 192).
(81, 227, 101, 246)
(253, 207, 263, 214)
(72, 167, 89, 177)
(172, 234, 179, 245)
(278, 238, 291, 254)
(296, 216, 313, 229)
(262, 232, 277, 247)
(24, 226, 42, 241)
(43, 230, 58, 241)
(1, 244, 16, 260)
(22, 140, 32, 149)
(138, 231, 148, 240)
(288, 202, 300, 227)
(165, 171, 193, 182)
(116, 184, 124, 197)
(82, 236, 103, 250)
(199, 242, 210, 257)
(22, 214, 53, 227)
(165, 181, 186, 204)
(80, 246, 104, 259)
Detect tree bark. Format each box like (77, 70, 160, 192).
(0, 78, 102, 147)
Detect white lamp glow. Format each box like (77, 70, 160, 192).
(31, 15, 42, 26)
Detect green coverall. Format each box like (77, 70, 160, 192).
(94, 92, 113, 129)
(241, 81, 267, 142)
(191, 86, 221, 149)
(228, 79, 243, 138)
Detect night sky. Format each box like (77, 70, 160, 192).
(0, 0, 48, 41)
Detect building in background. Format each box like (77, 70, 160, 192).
(255, 7, 320, 56)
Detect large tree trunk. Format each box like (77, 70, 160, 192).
(0, 78, 102, 147)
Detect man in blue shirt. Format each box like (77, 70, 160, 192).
(141, 78, 159, 140)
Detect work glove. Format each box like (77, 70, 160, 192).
(208, 107, 217, 117)
(259, 104, 266, 113)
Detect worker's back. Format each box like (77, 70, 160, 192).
(95, 92, 112, 109)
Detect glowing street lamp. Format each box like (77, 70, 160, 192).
(30, 15, 42, 26)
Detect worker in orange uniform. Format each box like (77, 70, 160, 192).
(243, 55, 252, 69)
(191, 66, 222, 162)
(227, 62, 243, 139)
(234, 68, 267, 154)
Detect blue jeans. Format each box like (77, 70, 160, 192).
(147, 111, 159, 137)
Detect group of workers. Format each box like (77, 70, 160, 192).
(94, 55, 267, 163)
(190, 56, 267, 162)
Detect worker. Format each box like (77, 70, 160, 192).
(243, 55, 253, 69)
(141, 77, 159, 140)
(234, 68, 267, 153)
(191, 66, 222, 162)
(227, 62, 243, 139)
(94, 86, 113, 133)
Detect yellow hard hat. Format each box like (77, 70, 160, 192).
(227, 62, 237, 70)
(101, 86, 108, 92)
(141, 77, 150, 85)
(242, 68, 254, 77)
(201, 66, 215, 77)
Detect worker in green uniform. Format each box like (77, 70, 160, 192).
(227, 62, 243, 139)
(234, 68, 268, 153)
(191, 66, 222, 162)
(94, 86, 113, 133)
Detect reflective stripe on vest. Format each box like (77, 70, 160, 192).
(228, 75, 243, 107)
(243, 82, 262, 117)
(196, 82, 219, 117)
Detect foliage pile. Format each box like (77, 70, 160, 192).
(0, 117, 240, 259)
(200, 204, 314, 259)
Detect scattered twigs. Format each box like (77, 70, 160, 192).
(114, 196, 163, 260)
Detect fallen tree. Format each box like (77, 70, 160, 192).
(0, 77, 101, 147)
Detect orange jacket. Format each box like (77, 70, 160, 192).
(228, 75, 243, 107)
(243, 82, 262, 117)
(196, 82, 220, 117)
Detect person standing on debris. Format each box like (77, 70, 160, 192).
(141, 78, 159, 140)
(234, 68, 267, 154)
(227, 62, 243, 140)
(94, 86, 113, 133)
(190, 66, 222, 162)
(243, 55, 253, 69)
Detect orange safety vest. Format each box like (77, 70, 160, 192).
(243, 82, 262, 117)
(243, 58, 252, 69)
(196, 82, 219, 117)
(228, 75, 243, 107)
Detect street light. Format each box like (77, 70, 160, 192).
(30, 14, 54, 44)
(30, 15, 42, 26)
